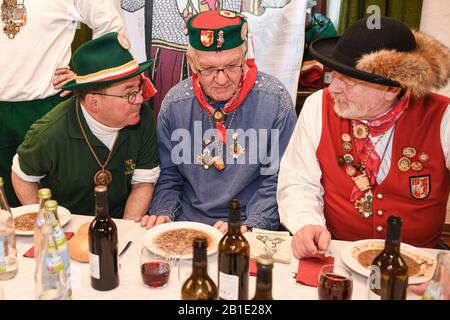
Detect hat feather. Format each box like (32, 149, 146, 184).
(356, 31, 450, 97)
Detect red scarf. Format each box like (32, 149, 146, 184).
(350, 95, 410, 202)
(192, 59, 258, 143)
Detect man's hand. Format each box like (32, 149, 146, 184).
(292, 225, 331, 259)
(213, 220, 249, 234)
(53, 67, 76, 97)
(135, 215, 172, 229)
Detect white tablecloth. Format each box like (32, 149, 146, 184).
(1, 214, 440, 300)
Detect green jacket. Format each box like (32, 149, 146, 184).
(18, 97, 160, 218)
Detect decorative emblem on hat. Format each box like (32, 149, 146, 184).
(219, 10, 236, 18)
(217, 30, 224, 49)
(117, 33, 131, 49)
(240, 22, 248, 41)
(200, 29, 214, 47)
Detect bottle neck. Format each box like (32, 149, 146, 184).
(227, 209, 241, 234)
(0, 186, 11, 213)
(192, 247, 208, 276)
(95, 192, 110, 218)
(254, 265, 273, 298)
(384, 221, 402, 253)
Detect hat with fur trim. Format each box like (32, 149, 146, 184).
(310, 17, 450, 97)
(185, 10, 248, 51)
(62, 32, 154, 91)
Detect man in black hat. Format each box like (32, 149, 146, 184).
(277, 17, 450, 258)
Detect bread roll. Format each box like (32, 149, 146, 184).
(77, 222, 91, 235)
(68, 233, 89, 263)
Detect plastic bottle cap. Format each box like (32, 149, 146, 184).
(38, 188, 52, 199)
(44, 200, 58, 211)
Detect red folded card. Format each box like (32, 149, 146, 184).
(23, 232, 75, 258)
(296, 256, 335, 287)
(250, 258, 257, 276)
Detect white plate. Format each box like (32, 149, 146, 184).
(341, 239, 436, 284)
(143, 221, 223, 259)
(11, 204, 71, 236)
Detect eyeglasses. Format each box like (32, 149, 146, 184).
(91, 84, 143, 104)
(196, 64, 244, 78)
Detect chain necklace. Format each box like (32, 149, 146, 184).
(75, 98, 117, 186)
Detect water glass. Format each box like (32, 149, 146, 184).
(318, 264, 353, 300)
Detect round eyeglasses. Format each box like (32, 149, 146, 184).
(91, 85, 143, 104)
(196, 64, 244, 78)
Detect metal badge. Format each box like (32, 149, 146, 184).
(213, 109, 226, 123)
(2, 0, 27, 39)
(354, 191, 373, 218)
(337, 156, 346, 167)
(217, 30, 224, 49)
(352, 123, 370, 139)
(341, 133, 351, 142)
(402, 147, 416, 158)
(411, 161, 423, 172)
(397, 157, 411, 172)
(345, 165, 357, 177)
(229, 132, 245, 159)
(352, 172, 372, 192)
(418, 152, 429, 163)
(342, 142, 352, 152)
(343, 154, 354, 164)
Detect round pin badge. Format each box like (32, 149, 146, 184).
(341, 133, 351, 142)
(342, 142, 352, 152)
(402, 147, 416, 158)
(337, 156, 345, 167)
(352, 123, 370, 139)
(343, 154, 354, 164)
(411, 161, 423, 172)
(117, 33, 131, 50)
(418, 152, 429, 163)
(219, 10, 236, 18)
(240, 22, 248, 41)
(345, 165, 357, 176)
(397, 157, 411, 172)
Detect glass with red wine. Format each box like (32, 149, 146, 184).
(140, 247, 174, 288)
(317, 264, 353, 300)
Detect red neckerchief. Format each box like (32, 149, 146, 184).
(350, 95, 410, 202)
(192, 59, 258, 143)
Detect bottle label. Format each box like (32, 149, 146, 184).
(368, 265, 381, 300)
(218, 272, 239, 300)
(89, 252, 100, 279)
(0, 237, 5, 272)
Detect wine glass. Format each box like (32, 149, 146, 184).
(140, 247, 173, 288)
(317, 264, 353, 300)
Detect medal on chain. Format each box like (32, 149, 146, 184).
(2, 0, 27, 39)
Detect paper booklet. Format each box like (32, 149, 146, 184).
(249, 228, 291, 264)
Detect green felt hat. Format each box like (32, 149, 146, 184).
(62, 32, 153, 91)
(185, 10, 248, 51)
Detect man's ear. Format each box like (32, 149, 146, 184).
(385, 86, 402, 102)
(84, 93, 100, 113)
(186, 54, 198, 75)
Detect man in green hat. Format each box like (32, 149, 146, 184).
(11, 32, 161, 219)
(140, 10, 297, 233)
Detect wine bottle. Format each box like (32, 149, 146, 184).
(89, 185, 119, 291)
(34, 188, 52, 259)
(368, 216, 409, 300)
(251, 254, 274, 300)
(218, 199, 250, 300)
(181, 236, 218, 300)
(0, 176, 18, 280)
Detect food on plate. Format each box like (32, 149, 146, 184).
(153, 228, 214, 255)
(68, 223, 91, 262)
(351, 241, 436, 278)
(14, 212, 37, 231)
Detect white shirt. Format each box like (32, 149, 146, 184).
(0, 0, 124, 101)
(277, 90, 450, 235)
(12, 104, 160, 184)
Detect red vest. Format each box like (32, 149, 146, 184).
(316, 89, 450, 248)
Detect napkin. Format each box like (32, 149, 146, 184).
(23, 232, 75, 258)
(296, 256, 335, 287)
(250, 258, 257, 276)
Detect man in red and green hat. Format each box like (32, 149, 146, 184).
(140, 10, 297, 233)
(277, 17, 450, 258)
(11, 32, 161, 219)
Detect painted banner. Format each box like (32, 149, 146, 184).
(120, 0, 306, 119)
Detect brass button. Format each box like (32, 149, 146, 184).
(376, 193, 383, 200)
(377, 210, 383, 216)
(377, 226, 383, 232)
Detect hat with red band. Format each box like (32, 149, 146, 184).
(62, 32, 154, 91)
(185, 10, 248, 51)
